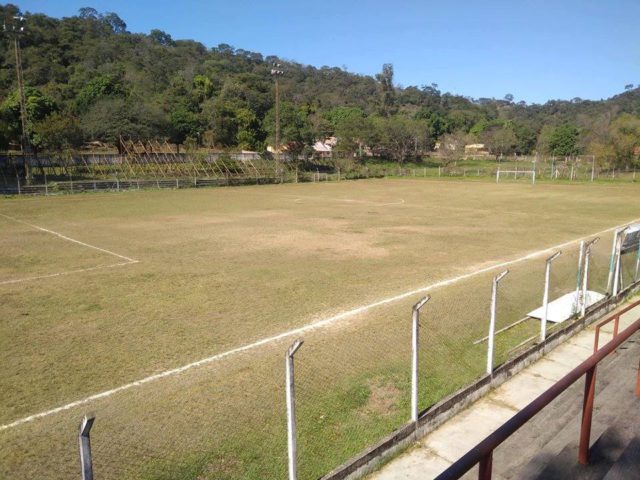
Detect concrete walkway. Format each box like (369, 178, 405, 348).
(368, 301, 640, 480)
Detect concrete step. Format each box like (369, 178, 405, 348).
(518, 394, 640, 480)
(490, 335, 640, 479)
(602, 436, 640, 480)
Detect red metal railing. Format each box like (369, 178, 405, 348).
(434, 299, 640, 480)
(593, 300, 640, 352)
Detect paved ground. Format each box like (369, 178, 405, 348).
(368, 301, 640, 479)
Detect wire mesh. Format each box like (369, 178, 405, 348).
(0, 230, 630, 480)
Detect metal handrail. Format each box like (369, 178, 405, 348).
(593, 299, 640, 352)
(434, 299, 640, 480)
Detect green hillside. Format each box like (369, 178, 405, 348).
(1, 4, 639, 166)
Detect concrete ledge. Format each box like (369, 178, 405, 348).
(321, 282, 640, 480)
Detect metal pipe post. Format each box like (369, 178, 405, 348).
(286, 339, 303, 480)
(487, 270, 509, 375)
(612, 228, 628, 296)
(576, 240, 585, 295)
(635, 241, 640, 282)
(541, 251, 562, 342)
(78, 414, 95, 480)
(636, 358, 640, 398)
(581, 238, 599, 317)
(478, 451, 493, 480)
(411, 296, 431, 423)
(579, 366, 597, 465)
(607, 230, 619, 294)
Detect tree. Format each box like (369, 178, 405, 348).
(536, 124, 555, 155)
(76, 74, 127, 111)
(101, 12, 127, 33)
(376, 63, 396, 116)
(169, 107, 202, 147)
(78, 7, 99, 19)
(149, 29, 174, 46)
(609, 114, 640, 167)
(548, 124, 580, 156)
(0, 87, 57, 147)
(324, 106, 373, 157)
(193, 75, 214, 102)
(80, 97, 164, 145)
(32, 112, 83, 151)
(481, 123, 517, 159)
(374, 115, 425, 164)
(263, 101, 314, 159)
(439, 130, 466, 167)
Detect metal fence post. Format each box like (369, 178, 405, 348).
(411, 296, 431, 424)
(581, 238, 599, 316)
(487, 270, 509, 375)
(78, 414, 95, 480)
(635, 240, 640, 282)
(574, 241, 586, 314)
(612, 228, 628, 296)
(286, 339, 303, 480)
(541, 251, 562, 342)
(17, 176, 21, 195)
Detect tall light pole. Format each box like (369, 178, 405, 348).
(3, 15, 31, 183)
(271, 64, 284, 182)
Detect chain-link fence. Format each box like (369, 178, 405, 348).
(2, 230, 636, 480)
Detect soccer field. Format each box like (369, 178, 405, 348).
(1, 178, 639, 479)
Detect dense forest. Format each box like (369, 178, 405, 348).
(1, 4, 640, 167)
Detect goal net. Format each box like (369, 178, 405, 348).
(496, 169, 536, 184)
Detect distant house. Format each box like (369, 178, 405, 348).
(464, 143, 488, 155)
(312, 137, 337, 158)
(313, 141, 332, 158)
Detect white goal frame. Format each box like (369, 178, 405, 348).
(496, 169, 536, 184)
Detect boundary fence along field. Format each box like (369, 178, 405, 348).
(1, 153, 638, 196)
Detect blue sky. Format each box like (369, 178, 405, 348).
(14, 0, 640, 104)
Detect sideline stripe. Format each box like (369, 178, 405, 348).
(0, 261, 138, 286)
(1, 217, 638, 431)
(0, 213, 138, 263)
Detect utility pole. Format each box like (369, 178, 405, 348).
(3, 15, 31, 183)
(271, 64, 284, 183)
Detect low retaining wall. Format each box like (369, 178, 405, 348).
(322, 281, 640, 480)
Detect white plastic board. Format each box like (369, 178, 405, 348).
(527, 290, 606, 324)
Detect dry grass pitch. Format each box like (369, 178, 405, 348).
(1, 178, 639, 479)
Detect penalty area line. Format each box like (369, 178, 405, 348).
(0, 212, 138, 263)
(0, 261, 138, 286)
(1, 217, 638, 432)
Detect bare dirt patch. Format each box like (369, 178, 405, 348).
(359, 378, 402, 417)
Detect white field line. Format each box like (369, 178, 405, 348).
(0, 212, 138, 263)
(0, 261, 136, 286)
(284, 194, 405, 207)
(1, 217, 639, 432)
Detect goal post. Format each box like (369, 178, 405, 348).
(496, 169, 536, 184)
